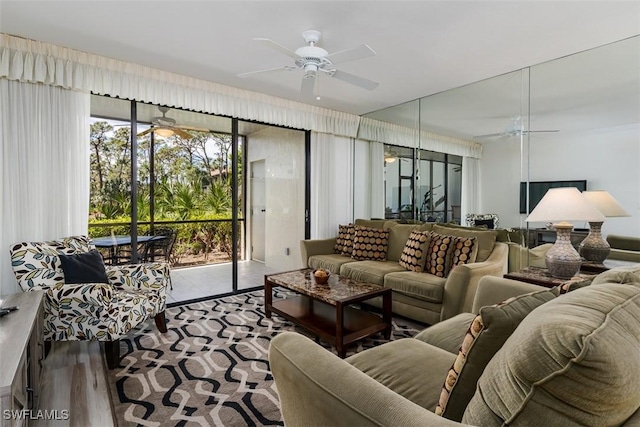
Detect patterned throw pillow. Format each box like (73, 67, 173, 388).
(435, 289, 558, 421)
(398, 230, 431, 272)
(351, 226, 389, 261)
(425, 233, 455, 277)
(449, 236, 478, 269)
(334, 224, 355, 255)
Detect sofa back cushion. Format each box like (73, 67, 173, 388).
(435, 289, 557, 421)
(10, 236, 96, 291)
(387, 224, 420, 262)
(462, 281, 640, 426)
(433, 224, 497, 262)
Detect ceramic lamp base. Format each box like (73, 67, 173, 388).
(579, 221, 610, 263)
(546, 224, 582, 279)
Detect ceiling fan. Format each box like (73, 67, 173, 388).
(137, 106, 209, 139)
(474, 116, 559, 140)
(238, 30, 379, 99)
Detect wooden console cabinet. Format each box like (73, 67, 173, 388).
(0, 291, 44, 427)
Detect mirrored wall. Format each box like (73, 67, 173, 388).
(361, 35, 640, 243)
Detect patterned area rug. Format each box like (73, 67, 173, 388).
(106, 289, 423, 426)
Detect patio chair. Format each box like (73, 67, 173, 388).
(9, 235, 170, 368)
(142, 227, 177, 265)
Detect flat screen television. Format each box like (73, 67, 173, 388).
(519, 180, 587, 214)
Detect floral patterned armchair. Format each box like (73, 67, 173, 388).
(9, 235, 170, 368)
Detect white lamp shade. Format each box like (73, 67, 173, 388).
(525, 187, 605, 223)
(582, 190, 629, 217)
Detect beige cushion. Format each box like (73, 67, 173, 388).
(433, 224, 497, 263)
(340, 260, 405, 285)
(347, 338, 456, 412)
(435, 289, 557, 421)
(383, 271, 447, 303)
(308, 254, 356, 274)
(398, 230, 431, 272)
(351, 225, 389, 261)
(591, 266, 640, 285)
(414, 312, 477, 354)
(463, 281, 640, 426)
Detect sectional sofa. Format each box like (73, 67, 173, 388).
(270, 266, 640, 426)
(300, 219, 509, 324)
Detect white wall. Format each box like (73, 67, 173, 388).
(479, 126, 640, 237)
(247, 126, 306, 271)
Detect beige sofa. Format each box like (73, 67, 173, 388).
(608, 234, 640, 262)
(300, 219, 508, 324)
(270, 267, 640, 426)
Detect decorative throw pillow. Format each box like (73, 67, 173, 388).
(351, 226, 389, 261)
(398, 230, 431, 272)
(59, 249, 110, 284)
(425, 233, 455, 278)
(435, 288, 558, 421)
(334, 223, 355, 256)
(449, 236, 478, 270)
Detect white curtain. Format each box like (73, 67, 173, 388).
(310, 132, 353, 238)
(461, 157, 481, 226)
(369, 141, 385, 219)
(0, 80, 90, 296)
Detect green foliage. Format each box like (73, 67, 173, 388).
(89, 120, 237, 265)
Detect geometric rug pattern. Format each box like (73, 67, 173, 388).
(107, 289, 424, 426)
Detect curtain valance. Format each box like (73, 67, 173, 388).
(0, 33, 360, 137)
(358, 117, 483, 158)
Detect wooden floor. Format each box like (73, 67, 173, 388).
(34, 341, 115, 427)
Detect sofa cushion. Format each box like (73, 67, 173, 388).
(308, 254, 357, 274)
(334, 223, 355, 256)
(354, 218, 389, 229)
(462, 281, 640, 426)
(436, 288, 558, 421)
(449, 236, 478, 269)
(384, 271, 446, 303)
(340, 261, 405, 285)
(388, 224, 421, 262)
(347, 338, 456, 412)
(351, 226, 389, 261)
(398, 230, 431, 272)
(425, 233, 455, 278)
(591, 265, 640, 285)
(433, 224, 497, 263)
(414, 312, 477, 354)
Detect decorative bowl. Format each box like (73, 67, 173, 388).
(312, 268, 331, 284)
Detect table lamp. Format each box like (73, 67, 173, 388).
(526, 187, 605, 279)
(579, 190, 629, 262)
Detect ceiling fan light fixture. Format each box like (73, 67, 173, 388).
(155, 128, 174, 137)
(384, 156, 397, 163)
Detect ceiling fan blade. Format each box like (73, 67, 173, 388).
(254, 38, 300, 60)
(326, 44, 376, 65)
(329, 70, 379, 90)
(474, 132, 503, 139)
(527, 130, 560, 133)
(177, 124, 211, 133)
(173, 128, 194, 139)
(238, 66, 295, 78)
(137, 127, 154, 137)
(300, 76, 316, 99)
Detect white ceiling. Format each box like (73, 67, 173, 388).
(1, 1, 639, 117)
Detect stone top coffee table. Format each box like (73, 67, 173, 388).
(264, 268, 392, 357)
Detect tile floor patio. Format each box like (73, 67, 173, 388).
(166, 260, 280, 305)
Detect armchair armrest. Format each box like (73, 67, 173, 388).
(470, 276, 548, 314)
(299, 238, 337, 267)
(269, 332, 470, 427)
(441, 242, 508, 321)
(106, 262, 171, 292)
(44, 282, 114, 311)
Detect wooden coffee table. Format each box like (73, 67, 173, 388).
(264, 268, 392, 357)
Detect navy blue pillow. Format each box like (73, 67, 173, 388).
(59, 250, 109, 284)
